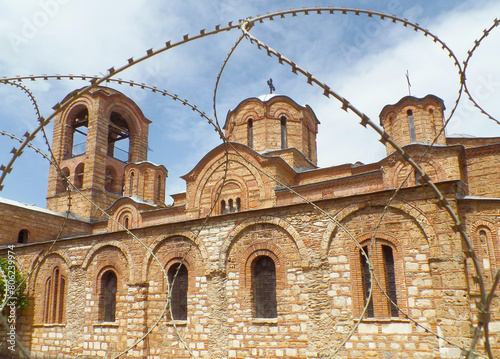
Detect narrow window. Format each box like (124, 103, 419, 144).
(44, 266, 65, 323)
(108, 112, 130, 162)
(360, 246, 374, 318)
(280, 116, 287, 149)
(157, 175, 162, 201)
(70, 108, 88, 158)
(383, 245, 398, 317)
(100, 271, 117, 322)
(407, 109, 416, 142)
(168, 263, 188, 320)
(247, 119, 254, 148)
(124, 216, 129, 229)
(129, 172, 135, 196)
(221, 200, 226, 214)
(228, 199, 234, 213)
(17, 229, 29, 244)
(236, 197, 241, 212)
(74, 163, 85, 189)
(253, 256, 277, 318)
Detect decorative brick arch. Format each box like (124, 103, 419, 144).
(393, 157, 444, 188)
(142, 232, 209, 282)
(192, 154, 267, 212)
(470, 220, 499, 277)
(320, 199, 439, 259)
(241, 244, 287, 290)
(81, 241, 134, 283)
(348, 232, 408, 319)
(220, 215, 310, 272)
(110, 204, 140, 231)
(211, 175, 249, 213)
(29, 250, 70, 296)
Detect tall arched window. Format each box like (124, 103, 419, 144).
(74, 163, 85, 189)
(68, 108, 88, 158)
(157, 175, 162, 201)
(407, 109, 416, 142)
(44, 267, 66, 324)
(129, 172, 135, 196)
(358, 240, 399, 318)
(100, 270, 117, 322)
(280, 116, 287, 149)
(167, 263, 188, 320)
(17, 229, 29, 244)
(252, 256, 277, 318)
(247, 119, 254, 148)
(108, 112, 130, 162)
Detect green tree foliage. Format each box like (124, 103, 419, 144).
(0, 257, 29, 313)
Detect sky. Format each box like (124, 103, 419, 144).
(0, 0, 498, 208)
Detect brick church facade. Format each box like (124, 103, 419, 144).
(1, 87, 500, 358)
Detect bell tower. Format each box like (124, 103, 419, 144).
(223, 94, 319, 168)
(379, 95, 446, 155)
(46, 87, 152, 220)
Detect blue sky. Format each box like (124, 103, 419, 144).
(0, 0, 498, 208)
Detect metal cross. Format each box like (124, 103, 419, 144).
(267, 78, 276, 94)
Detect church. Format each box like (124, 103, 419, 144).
(1, 86, 499, 358)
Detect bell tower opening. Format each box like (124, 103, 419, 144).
(108, 112, 130, 162)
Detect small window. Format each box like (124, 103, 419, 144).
(129, 172, 135, 196)
(17, 229, 29, 244)
(221, 200, 227, 214)
(236, 197, 241, 212)
(248, 119, 254, 148)
(100, 270, 117, 322)
(44, 267, 66, 324)
(74, 163, 85, 189)
(228, 199, 234, 213)
(252, 256, 277, 318)
(167, 263, 188, 320)
(280, 116, 287, 149)
(157, 175, 162, 201)
(407, 109, 416, 142)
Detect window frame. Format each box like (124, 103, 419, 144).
(43, 266, 66, 324)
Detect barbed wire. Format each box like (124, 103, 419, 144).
(0, 5, 498, 359)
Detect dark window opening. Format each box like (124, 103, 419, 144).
(124, 216, 129, 229)
(157, 175, 162, 201)
(168, 263, 188, 320)
(383, 245, 398, 317)
(236, 197, 241, 212)
(248, 119, 254, 148)
(74, 163, 85, 189)
(129, 172, 135, 196)
(221, 200, 227, 214)
(253, 256, 277, 318)
(360, 246, 374, 318)
(228, 199, 234, 213)
(69, 108, 88, 158)
(100, 271, 117, 322)
(44, 267, 65, 324)
(108, 112, 130, 162)
(280, 116, 287, 149)
(17, 229, 29, 244)
(407, 109, 416, 142)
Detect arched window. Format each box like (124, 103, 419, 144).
(236, 197, 241, 212)
(129, 172, 135, 196)
(280, 116, 287, 149)
(108, 112, 130, 162)
(68, 108, 88, 159)
(167, 263, 188, 320)
(407, 109, 416, 142)
(74, 163, 85, 189)
(17, 229, 29, 244)
(221, 200, 227, 215)
(100, 270, 117, 322)
(228, 199, 234, 213)
(358, 240, 399, 318)
(157, 175, 162, 201)
(252, 256, 277, 318)
(247, 119, 253, 148)
(44, 267, 66, 323)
